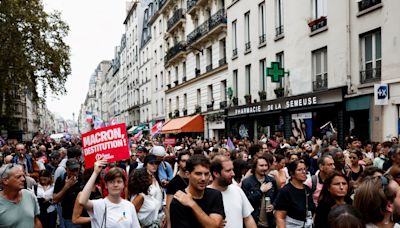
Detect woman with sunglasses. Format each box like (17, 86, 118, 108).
(353, 175, 400, 228)
(314, 171, 352, 227)
(275, 159, 315, 228)
(79, 160, 140, 228)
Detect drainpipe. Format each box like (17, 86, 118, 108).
(346, 0, 353, 95)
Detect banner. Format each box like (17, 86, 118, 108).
(86, 111, 93, 123)
(81, 123, 129, 168)
(164, 138, 176, 146)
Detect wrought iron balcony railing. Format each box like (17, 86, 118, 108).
(206, 64, 213, 73)
(187, 9, 226, 46)
(187, 0, 198, 12)
(360, 67, 381, 84)
(164, 41, 186, 64)
(358, 0, 381, 11)
(275, 25, 284, 37)
(245, 42, 251, 52)
(259, 34, 266, 45)
(219, 57, 226, 67)
(312, 74, 328, 91)
(308, 16, 327, 32)
(167, 9, 185, 32)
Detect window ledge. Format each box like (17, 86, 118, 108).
(357, 3, 383, 17)
(309, 26, 328, 37)
(274, 34, 285, 41)
(244, 49, 252, 55)
(358, 81, 379, 89)
(258, 42, 267, 49)
(231, 54, 238, 60)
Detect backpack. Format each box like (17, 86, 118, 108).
(310, 175, 318, 194)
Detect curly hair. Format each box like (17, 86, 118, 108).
(128, 168, 152, 196)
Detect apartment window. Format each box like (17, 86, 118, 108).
(259, 2, 266, 45)
(176, 96, 179, 110)
(221, 80, 227, 101)
(160, 45, 163, 61)
(154, 50, 157, 63)
(312, 47, 328, 91)
(197, 89, 201, 105)
(196, 54, 201, 76)
(313, 0, 327, 19)
(183, 61, 187, 80)
(184, 93, 187, 109)
(276, 52, 285, 87)
(159, 19, 162, 34)
(175, 66, 179, 83)
(232, 20, 238, 57)
(360, 29, 381, 83)
(244, 12, 251, 51)
(245, 65, 251, 95)
(161, 98, 164, 114)
(208, 85, 214, 103)
(168, 71, 171, 84)
(259, 59, 266, 91)
(160, 71, 164, 87)
(275, 0, 284, 36)
(219, 39, 226, 66)
(155, 75, 158, 91)
(168, 99, 172, 114)
(233, 70, 238, 97)
(155, 100, 158, 114)
(206, 46, 213, 72)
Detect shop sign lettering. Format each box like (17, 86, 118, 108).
(285, 96, 317, 108)
(235, 105, 262, 115)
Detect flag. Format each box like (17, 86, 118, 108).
(151, 121, 163, 137)
(93, 118, 105, 129)
(132, 130, 143, 142)
(226, 137, 235, 150)
(86, 111, 93, 123)
(109, 116, 116, 126)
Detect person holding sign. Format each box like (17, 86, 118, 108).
(78, 159, 140, 228)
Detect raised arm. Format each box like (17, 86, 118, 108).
(78, 160, 107, 212)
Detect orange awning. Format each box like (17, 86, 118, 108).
(161, 114, 204, 134)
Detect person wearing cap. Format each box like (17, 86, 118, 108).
(152, 145, 174, 188)
(53, 158, 83, 228)
(135, 145, 148, 169)
(45, 151, 62, 175)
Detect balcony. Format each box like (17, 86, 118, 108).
(167, 9, 186, 33)
(168, 112, 173, 118)
(174, 109, 180, 117)
(195, 105, 201, 114)
(218, 57, 226, 67)
(158, 0, 174, 14)
(187, 9, 227, 48)
(187, 0, 209, 15)
(207, 101, 214, 111)
(275, 25, 284, 37)
(308, 16, 327, 32)
(312, 74, 328, 91)
(245, 42, 251, 53)
(166, 83, 171, 89)
(206, 64, 213, 73)
(358, 0, 381, 11)
(164, 41, 187, 67)
(259, 34, 266, 46)
(182, 76, 187, 82)
(219, 100, 227, 109)
(360, 67, 381, 84)
(195, 68, 201, 77)
(174, 80, 179, 86)
(182, 108, 188, 116)
(232, 48, 238, 59)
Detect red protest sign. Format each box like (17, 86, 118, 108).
(163, 138, 176, 146)
(82, 123, 129, 168)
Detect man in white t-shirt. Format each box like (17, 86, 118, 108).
(209, 155, 257, 228)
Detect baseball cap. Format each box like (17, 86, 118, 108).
(137, 145, 148, 153)
(66, 158, 80, 170)
(143, 155, 160, 166)
(151, 146, 166, 157)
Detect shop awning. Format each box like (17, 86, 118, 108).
(161, 114, 204, 134)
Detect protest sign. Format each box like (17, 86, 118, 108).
(163, 138, 176, 146)
(82, 123, 129, 168)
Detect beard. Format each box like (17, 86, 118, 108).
(218, 177, 232, 187)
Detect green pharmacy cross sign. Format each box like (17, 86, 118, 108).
(266, 62, 288, 83)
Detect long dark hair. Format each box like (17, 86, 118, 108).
(318, 171, 352, 206)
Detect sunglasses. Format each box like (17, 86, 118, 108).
(0, 164, 15, 180)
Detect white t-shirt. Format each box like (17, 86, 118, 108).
(131, 193, 160, 226)
(88, 198, 140, 228)
(221, 184, 254, 228)
(37, 184, 56, 213)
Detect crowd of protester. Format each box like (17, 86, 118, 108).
(1, 132, 400, 228)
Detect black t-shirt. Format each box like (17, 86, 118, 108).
(166, 174, 188, 195)
(54, 173, 84, 219)
(170, 188, 225, 228)
(274, 182, 315, 222)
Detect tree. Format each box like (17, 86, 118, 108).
(0, 0, 71, 130)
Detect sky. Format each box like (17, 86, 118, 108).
(43, 0, 127, 121)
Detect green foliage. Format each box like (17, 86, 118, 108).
(0, 0, 71, 128)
